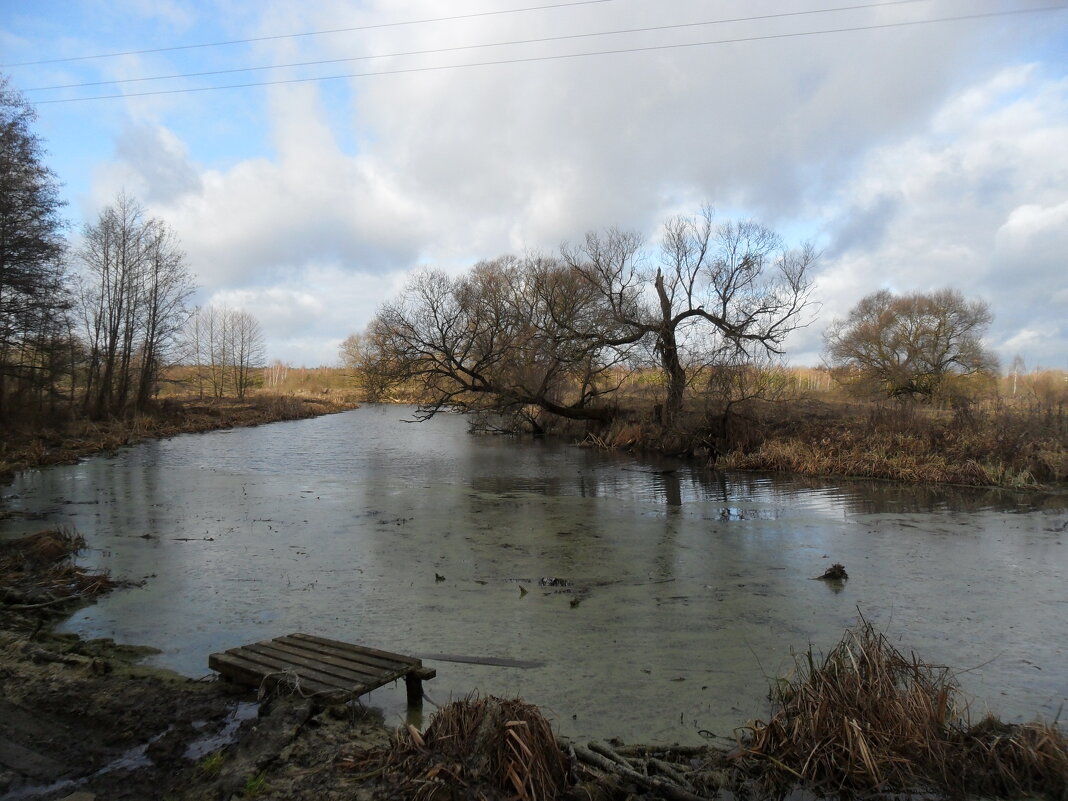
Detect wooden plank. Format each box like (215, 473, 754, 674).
(209, 634, 436, 707)
(273, 634, 412, 674)
(252, 639, 391, 684)
(241, 642, 402, 687)
(288, 633, 422, 667)
(224, 646, 372, 694)
(417, 652, 543, 669)
(209, 651, 341, 696)
(281, 635, 418, 674)
(217, 648, 349, 694)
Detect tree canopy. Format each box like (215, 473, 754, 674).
(823, 288, 998, 401)
(366, 254, 632, 425)
(0, 76, 68, 419)
(364, 209, 817, 430)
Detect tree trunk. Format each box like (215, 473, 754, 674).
(654, 269, 686, 429)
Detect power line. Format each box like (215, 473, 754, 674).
(24, 0, 934, 93)
(0, 0, 615, 68)
(30, 5, 1067, 105)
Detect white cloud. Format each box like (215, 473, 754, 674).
(54, 0, 1066, 365)
(203, 264, 409, 365)
(799, 65, 1068, 368)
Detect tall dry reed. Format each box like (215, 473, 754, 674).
(735, 620, 1068, 798)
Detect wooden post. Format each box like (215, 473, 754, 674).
(405, 666, 436, 707)
(405, 674, 423, 707)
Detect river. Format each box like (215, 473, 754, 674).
(2, 405, 1066, 744)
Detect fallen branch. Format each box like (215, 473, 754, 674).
(588, 740, 634, 769)
(568, 741, 709, 801)
(3, 594, 79, 610)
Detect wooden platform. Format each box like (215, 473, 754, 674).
(208, 633, 436, 706)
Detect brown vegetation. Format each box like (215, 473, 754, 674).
(733, 620, 1068, 799)
(0, 528, 116, 620)
(715, 398, 1068, 487)
(342, 695, 569, 801)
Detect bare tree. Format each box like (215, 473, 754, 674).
(563, 207, 817, 428)
(367, 254, 631, 424)
(182, 305, 265, 399)
(134, 218, 194, 407)
(78, 192, 194, 417)
(824, 288, 998, 401)
(1010, 354, 1025, 398)
(226, 308, 265, 399)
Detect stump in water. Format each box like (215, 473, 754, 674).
(817, 563, 848, 580)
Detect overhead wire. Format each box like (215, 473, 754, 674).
(24, 0, 938, 93)
(26, 4, 1068, 105)
(0, 0, 615, 68)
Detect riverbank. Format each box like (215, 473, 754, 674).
(578, 399, 1068, 489)
(0, 528, 393, 800)
(0, 394, 357, 487)
(2, 530, 1065, 800)
(0, 528, 724, 800)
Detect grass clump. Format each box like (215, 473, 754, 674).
(198, 750, 225, 777)
(240, 771, 269, 798)
(0, 528, 116, 612)
(341, 695, 570, 801)
(733, 619, 1068, 798)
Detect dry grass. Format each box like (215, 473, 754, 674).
(0, 528, 116, 611)
(716, 400, 1067, 487)
(340, 695, 570, 801)
(734, 620, 1068, 799)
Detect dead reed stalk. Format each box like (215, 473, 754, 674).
(341, 695, 570, 801)
(735, 620, 1068, 798)
(0, 527, 116, 610)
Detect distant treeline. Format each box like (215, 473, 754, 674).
(1, 79, 266, 425)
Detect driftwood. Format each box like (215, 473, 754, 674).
(561, 737, 711, 801)
(816, 562, 848, 580)
(414, 652, 545, 669)
(616, 744, 710, 758)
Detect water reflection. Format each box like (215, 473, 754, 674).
(1, 405, 1065, 746)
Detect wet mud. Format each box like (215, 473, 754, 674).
(0, 622, 393, 801)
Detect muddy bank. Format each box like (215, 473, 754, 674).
(0, 528, 390, 801)
(0, 530, 722, 801)
(0, 623, 397, 801)
(3, 529, 1065, 800)
(0, 395, 356, 487)
(0, 529, 735, 801)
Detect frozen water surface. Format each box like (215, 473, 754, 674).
(2, 406, 1066, 744)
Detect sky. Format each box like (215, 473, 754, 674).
(2, 0, 1066, 369)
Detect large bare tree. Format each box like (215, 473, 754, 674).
(563, 207, 817, 428)
(366, 254, 633, 425)
(365, 208, 814, 431)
